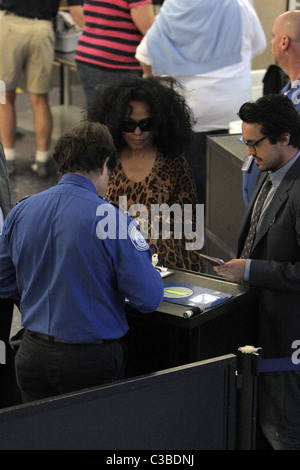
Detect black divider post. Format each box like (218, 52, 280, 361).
(236, 345, 262, 450)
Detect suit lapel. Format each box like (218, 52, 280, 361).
(252, 157, 300, 251)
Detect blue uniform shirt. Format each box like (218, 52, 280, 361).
(0, 174, 164, 342)
(282, 78, 300, 114)
(242, 159, 260, 206)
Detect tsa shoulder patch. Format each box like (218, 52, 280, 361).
(129, 225, 149, 251)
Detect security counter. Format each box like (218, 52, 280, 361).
(124, 268, 258, 377)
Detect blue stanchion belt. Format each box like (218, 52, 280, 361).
(258, 358, 300, 373)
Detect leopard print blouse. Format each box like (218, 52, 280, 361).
(106, 153, 202, 272)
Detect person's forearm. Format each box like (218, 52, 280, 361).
(140, 62, 153, 78)
(131, 4, 155, 35)
(69, 5, 85, 28)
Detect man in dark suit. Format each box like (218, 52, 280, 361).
(0, 140, 21, 407)
(214, 94, 300, 450)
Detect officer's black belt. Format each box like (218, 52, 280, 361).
(28, 330, 104, 345)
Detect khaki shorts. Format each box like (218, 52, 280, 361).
(0, 12, 55, 94)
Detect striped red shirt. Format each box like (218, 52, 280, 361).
(75, 0, 152, 70)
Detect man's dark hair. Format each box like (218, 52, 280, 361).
(238, 93, 300, 148)
(52, 121, 117, 175)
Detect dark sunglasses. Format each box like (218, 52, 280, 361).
(121, 117, 153, 132)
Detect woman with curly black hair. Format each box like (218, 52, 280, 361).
(88, 75, 202, 271)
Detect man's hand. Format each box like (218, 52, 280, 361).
(213, 258, 247, 283)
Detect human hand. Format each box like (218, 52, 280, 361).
(213, 258, 247, 283)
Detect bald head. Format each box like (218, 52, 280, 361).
(272, 10, 300, 79)
(274, 10, 300, 44)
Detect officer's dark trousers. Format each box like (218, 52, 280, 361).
(15, 329, 127, 403)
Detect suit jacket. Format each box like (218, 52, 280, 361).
(237, 156, 300, 358)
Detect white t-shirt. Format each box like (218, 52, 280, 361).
(136, 0, 266, 132)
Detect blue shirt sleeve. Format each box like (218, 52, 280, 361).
(96, 203, 164, 313)
(243, 259, 251, 282)
(0, 232, 19, 299)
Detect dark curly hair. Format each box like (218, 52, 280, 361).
(87, 75, 194, 156)
(238, 93, 300, 147)
(52, 121, 117, 175)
